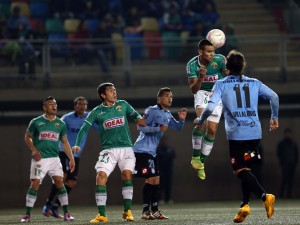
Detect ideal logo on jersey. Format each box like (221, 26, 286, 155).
(39, 131, 59, 141)
(103, 116, 125, 129)
(203, 74, 218, 83)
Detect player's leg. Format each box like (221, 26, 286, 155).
(50, 158, 74, 221)
(148, 176, 168, 220)
(51, 156, 80, 216)
(21, 179, 40, 223)
(231, 140, 275, 221)
(91, 150, 115, 223)
(118, 147, 136, 221)
(134, 153, 153, 219)
(43, 152, 68, 217)
(21, 158, 47, 222)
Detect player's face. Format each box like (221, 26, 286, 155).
(158, 91, 173, 109)
(199, 45, 215, 63)
(43, 99, 57, 116)
(103, 86, 117, 105)
(75, 99, 87, 116)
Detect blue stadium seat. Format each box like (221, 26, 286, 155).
(48, 33, 69, 57)
(29, 2, 49, 19)
(85, 19, 99, 33)
(124, 32, 143, 60)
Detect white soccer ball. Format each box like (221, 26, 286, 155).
(206, 29, 226, 48)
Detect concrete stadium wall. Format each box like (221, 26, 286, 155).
(1, 118, 300, 209)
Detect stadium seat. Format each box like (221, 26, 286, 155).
(143, 32, 162, 59)
(162, 31, 181, 60)
(29, 2, 49, 19)
(85, 19, 99, 33)
(45, 18, 64, 33)
(124, 32, 144, 60)
(111, 32, 124, 61)
(64, 18, 81, 33)
(48, 33, 69, 57)
(0, 2, 10, 17)
(140, 17, 159, 32)
(11, 2, 30, 18)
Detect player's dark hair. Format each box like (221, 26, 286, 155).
(198, 39, 213, 50)
(226, 50, 246, 81)
(97, 82, 114, 101)
(74, 96, 87, 106)
(157, 87, 171, 97)
(43, 96, 55, 105)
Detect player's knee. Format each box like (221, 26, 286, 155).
(30, 179, 40, 190)
(121, 169, 132, 180)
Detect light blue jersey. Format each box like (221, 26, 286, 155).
(133, 104, 185, 157)
(199, 75, 279, 140)
(59, 111, 98, 157)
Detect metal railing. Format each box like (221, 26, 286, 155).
(0, 34, 300, 89)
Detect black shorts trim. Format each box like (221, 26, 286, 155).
(229, 139, 261, 171)
(134, 152, 159, 178)
(59, 151, 80, 181)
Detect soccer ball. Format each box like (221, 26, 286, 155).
(206, 29, 226, 48)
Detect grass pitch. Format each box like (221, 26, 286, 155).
(0, 200, 300, 225)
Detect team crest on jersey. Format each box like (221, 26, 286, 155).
(211, 61, 218, 69)
(39, 131, 59, 141)
(55, 123, 60, 128)
(116, 106, 122, 111)
(103, 116, 125, 129)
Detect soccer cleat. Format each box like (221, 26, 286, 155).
(151, 210, 169, 219)
(64, 212, 75, 221)
(42, 204, 51, 217)
(191, 156, 203, 170)
(50, 208, 63, 219)
(141, 211, 154, 220)
(21, 214, 31, 223)
(122, 210, 134, 221)
(264, 194, 275, 219)
(197, 168, 206, 180)
(90, 214, 108, 223)
(233, 204, 250, 223)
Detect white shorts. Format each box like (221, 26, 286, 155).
(30, 157, 63, 182)
(194, 90, 222, 123)
(95, 147, 136, 177)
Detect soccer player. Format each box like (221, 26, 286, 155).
(186, 39, 227, 180)
(133, 87, 187, 220)
(21, 96, 76, 223)
(72, 82, 146, 223)
(42, 96, 98, 218)
(194, 50, 279, 223)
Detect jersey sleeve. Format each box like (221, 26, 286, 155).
(168, 115, 185, 131)
(186, 59, 198, 79)
(125, 101, 142, 121)
(60, 121, 67, 138)
(138, 107, 160, 133)
(26, 119, 36, 135)
(259, 83, 279, 119)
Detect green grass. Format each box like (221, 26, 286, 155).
(1, 200, 300, 225)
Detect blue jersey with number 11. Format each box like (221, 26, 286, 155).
(202, 75, 279, 140)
